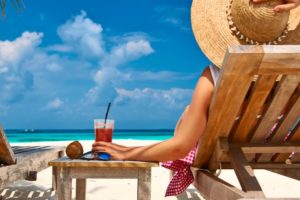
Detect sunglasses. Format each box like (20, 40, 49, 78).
(81, 151, 111, 161)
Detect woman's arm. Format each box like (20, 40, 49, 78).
(92, 68, 215, 162)
(252, 0, 300, 12)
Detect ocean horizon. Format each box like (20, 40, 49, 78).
(5, 129, 174, 143)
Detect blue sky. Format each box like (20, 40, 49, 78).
(0, 0, 210, 129)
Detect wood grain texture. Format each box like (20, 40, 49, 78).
(259, 45, 300, 75)
(289, 124, 300, 163)
(193, 46, 263, 168)
(257, 76, 299, 162)
(0, 146, 65, 188)
(49, 157, 159, 168)
(251, 75, 299, 143)
(76, 179, 86, 200)
(292, 153, 300, 162)
(220, 163, 300, 169)
(137, 169, 151, 200)
(231, 75, 278, 142)
(69, 167, 139, 179)
(56, 167, 72, 200)
(193, 171, 248, 200)
(269, 84, 300, 143)
(228, 144, 264, 197)
(241, 143, 300, 154)
(208, 137, 229, 170)
(0, 126, 16, 165)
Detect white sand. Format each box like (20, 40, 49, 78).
(1, 140, 300, 200)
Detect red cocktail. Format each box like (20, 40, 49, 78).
(94, 119, 114, 142)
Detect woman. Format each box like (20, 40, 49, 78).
(93, 0, 299, 163)
(93, 0, 299, 195)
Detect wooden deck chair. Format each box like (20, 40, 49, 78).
(192, 45, 300, 199)
(0, 125, 65, 188)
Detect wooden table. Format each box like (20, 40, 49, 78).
(49, 157, 158, 200)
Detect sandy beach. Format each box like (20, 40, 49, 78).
(1, 140, 300, 200)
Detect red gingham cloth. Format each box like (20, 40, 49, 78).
(161, 147, 196, 196)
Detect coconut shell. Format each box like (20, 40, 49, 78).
(66, 141, 84, 159)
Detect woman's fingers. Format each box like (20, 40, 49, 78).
(91, 142, 128, 160)
(92, 145, 106, 152)
(252, 0, 268, 2)
(251, 0, 300, 12)
(274, 3, 298, 12)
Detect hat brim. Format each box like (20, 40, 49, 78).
(191, 0, 300, 68)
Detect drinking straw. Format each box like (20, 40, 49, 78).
(104, 102, 111, 128)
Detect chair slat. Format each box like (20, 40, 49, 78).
(292, 153, 300, 162)
(14, 146, 52, 156)
(259, 45, 300, 75)
(250, 75, 299, 143)
(193, 46, 263, 168)
(0, 126, 16, 165)
(12, 146, 43, 154)
(231, 75, 278, 143)
(270, 95, 300, 142)
(274, 120, 300, 163)
(257, 77, 299, 162)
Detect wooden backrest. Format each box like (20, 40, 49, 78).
(0, 125, 16, 165)
(193, 45, 300, 169)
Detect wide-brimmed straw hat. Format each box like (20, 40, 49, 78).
(191, 0, 300, 68)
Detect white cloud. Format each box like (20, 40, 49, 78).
(130, 70, 195, 81)
(154, 6, 190, 31)
(86, 37, 154, 105)
(46, 44, 73, 53)
(110, 32, 153, 44)
(114, 87, 193, 110)
(101, 39, 153, 69)
(57, 10, 105, 58)
(0, 71, 34, 103)
(0, 31, 43, 71)
(22, 52, 64, 72)
(41, 98, 64, 110)
(0, 32, 42, 104)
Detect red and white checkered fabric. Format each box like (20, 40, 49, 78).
(161, 147, 196, 196)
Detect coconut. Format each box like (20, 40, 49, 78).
(66, 141, 84, 159)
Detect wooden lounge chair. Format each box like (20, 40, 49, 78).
(192, 45, 300, 199)
(0, 125, 65, 188)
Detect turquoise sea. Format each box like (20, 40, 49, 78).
(5, 129, 174, 143)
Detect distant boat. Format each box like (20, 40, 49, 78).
(24, 129, 35, 133)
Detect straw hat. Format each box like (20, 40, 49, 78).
(191, 0, 300, 68)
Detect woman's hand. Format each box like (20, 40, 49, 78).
(92, 142, 130, 160)
(252, 0, 300, 12)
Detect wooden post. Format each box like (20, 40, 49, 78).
(56, 167, 72, 200)
(25, 170, 37, 181)
(137, 168, 151, 200)
(52, 166, 58, 191)
(193, 170, 248, 200)
(76, 178, 86, 200)
(228, 144, 265, 198)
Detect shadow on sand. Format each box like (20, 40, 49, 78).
(0, 181, 55, 200)
(176, 189, 204, 200)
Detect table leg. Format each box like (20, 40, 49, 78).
(76, 178, 86, 200)
(56, 167, 72, 200)
(137, 168, 151, 200)
(52, 166, 57, 191)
